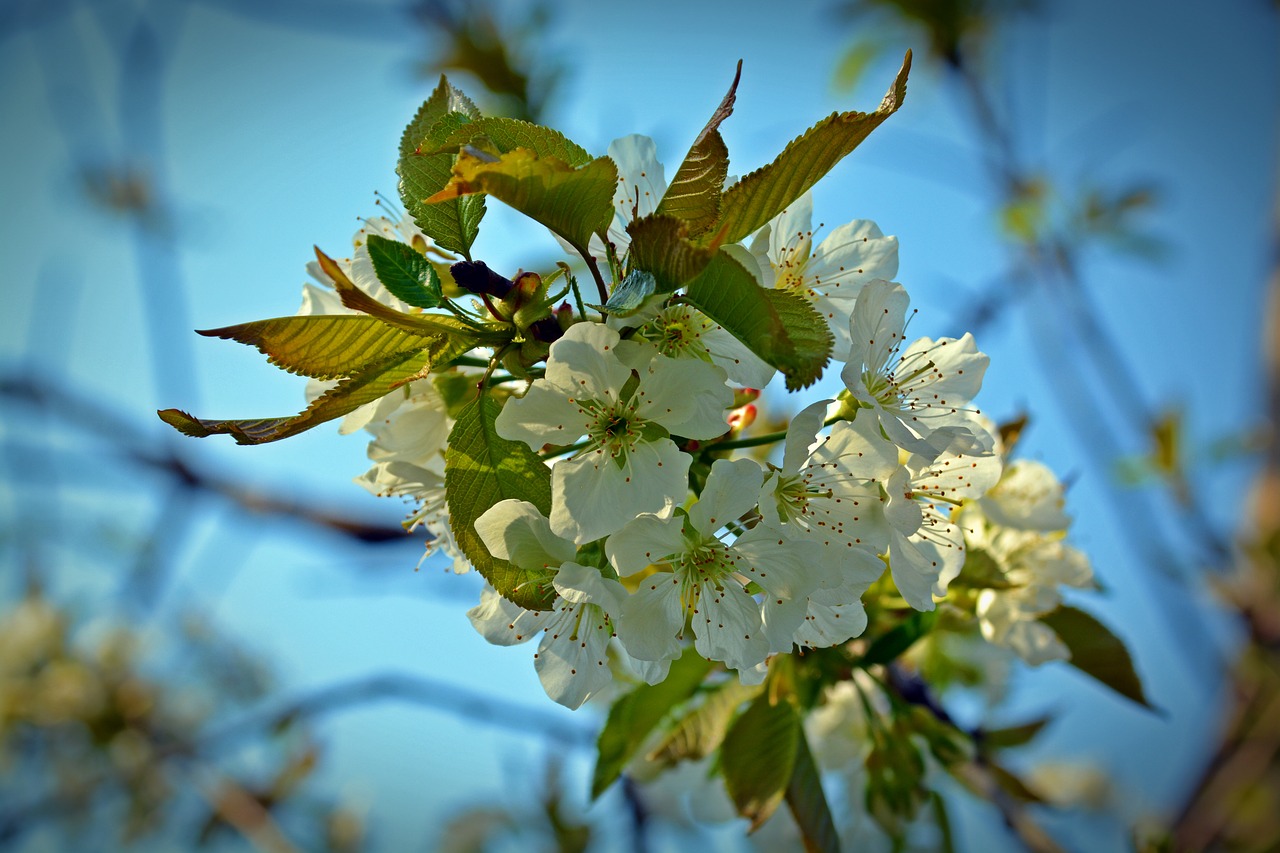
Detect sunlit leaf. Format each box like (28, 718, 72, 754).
(157, 349, 434, 445)
(365, 233, 443, 309)
(654, 61, 740, 236)
(647, 678, 761, 768)
(399, 75, 480, 161)
(590, 648, 712, 799)
(429, 147, 617, 252)
(785, 727, 840, 853)
(445, 393, 555, 610)
(707, 51, 911, 245)
(196, 315, 438, 380)
(721, 694, 801, 830)
(314, 247, 508, 345)
(626, 214, 719, 293)
(1040, 605, 1154, 710)
(426, 116, 592, 167)
(684, 250, 832, 390)
(398, 82, 486, 259)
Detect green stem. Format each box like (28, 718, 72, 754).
(711, 414, 845, 451)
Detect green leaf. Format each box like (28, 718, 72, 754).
(157, 349, 434, 445)
(399, 111, 487, 259)
(654, 61, 740, 237)
(647, 678, 761, 768)
(590, 648, 712, 799)
(860, 609, 938, 666)
(365, 233, 442, 309)
(721, 694, 801, 831)
(706, 51, 911, 245)
(445, 393, 556, 610)
(625, 215, 719, 293)
(196, 315, 439, 380)
(314, 248, 508, 345)
(980, 716, 1053, 750)
(426, 116, 592, 167)
(684, 250, 832, 390)
(399, 75, 480, 161)
(1040, 605, 1155, 710)
(785, 727, 840, 853)
(429, 147, 617, 253)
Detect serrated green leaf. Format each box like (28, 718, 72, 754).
(626, 215, 718, 293)
(1040, 605, 1155, 710)
(647, 678, 761, 768)
(654, 62, 740, 236)
(196, 315, 438, 380)
(590, 648, 712, 799)
(684, 250, 832, 390)
(399, 75, 480, 161)
(157, 349, 433, 445)
(785, 728, 840, 853)
(426, 116, 592, 167)
(722, 694, 801, 831)
(314, 247, 508, 345)
(707, 51, 911, 246)
(399, 111, 486, 259)
(860, 609, 939, 667)
(444, 394, 556, 610)
(365, 233, 442, 309)
(429, 148, 617, 252)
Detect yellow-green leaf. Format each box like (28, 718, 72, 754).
(647, 678, 761, 768)
(654, 61, 740, 236)
(707, 51, 911, 246)
(399, 106, 486, 259)
(625, 214, 719, 293)
(158, 349, 433, 445)
(445, 394, 556, 610)
(426, 116, 592, 166)
(197, 315, 439, 380)
(590, 648, 712, 799)
(721, 694, 801, 831)
(428, 148, 616, 252)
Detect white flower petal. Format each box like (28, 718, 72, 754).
(617, 573, 685, 662)
(543, 322, 633, 404)
(467, 586, 551, 646)
(783, 399, 831, 476)
(551, 439, 691, 544)
(534, 603, 616, 709)
(495, 381, 588, 448)
(689, 458, 764, 536)
(635, 354, 732, 440)
(692, 582, 769, 675)
(606, 515, 687, 577)
(475, 499, 576, 568)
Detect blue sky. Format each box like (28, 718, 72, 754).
(0, 0, 1276, 850)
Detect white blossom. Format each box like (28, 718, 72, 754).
(497, 322, 732, 544)
(750, 192, 899, 361)
(841, 280, 989, 459)
(467, 500, 633, 709)
(606, 458, 825, 679)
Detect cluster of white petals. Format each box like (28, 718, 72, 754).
(962, 460, 1094, 664)
(317, 136, 1094, 710)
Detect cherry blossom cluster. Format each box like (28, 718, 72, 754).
(306, 137, 1088, 710)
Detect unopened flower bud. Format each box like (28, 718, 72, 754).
(732, 387, 760, 408)
(450, 260, 513, 298)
